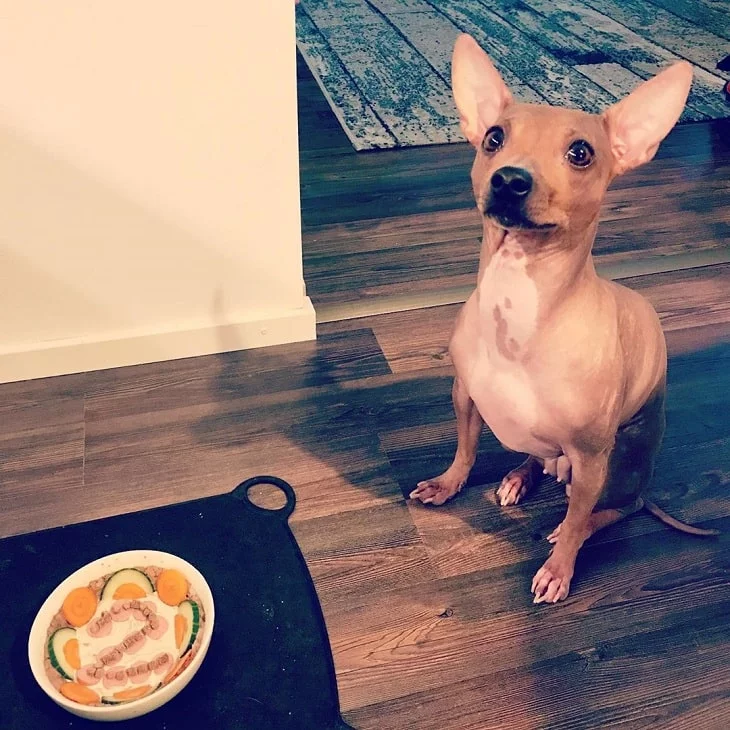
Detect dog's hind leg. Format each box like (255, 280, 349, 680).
(546, 498, 643, 544)
(546, 386, 665, 545)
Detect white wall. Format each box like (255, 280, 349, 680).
(0, 2, 315, 383)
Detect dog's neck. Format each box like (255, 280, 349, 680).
(475, 216, 604, 341)
(479, 217, 600, 292)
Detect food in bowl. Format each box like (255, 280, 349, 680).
(43, 564, 206, 707)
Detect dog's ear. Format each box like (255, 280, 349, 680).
(452, 34, 512, 148)
(603, 62, 692, 175)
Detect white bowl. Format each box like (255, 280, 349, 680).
(28, 550, 215, 722)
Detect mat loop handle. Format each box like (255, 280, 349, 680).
(232, 476, 296, 520)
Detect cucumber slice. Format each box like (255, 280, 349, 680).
(101, 568, 154, 601)
(177, 600, 200, 656)
(48, 627, 77, 680)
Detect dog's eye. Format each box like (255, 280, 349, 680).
(566, 140, 595, 168)
(483, 126, 505, 153)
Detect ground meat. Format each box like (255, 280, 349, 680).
(46, 612, 71, 637)
(88, 577, 106, 594)
(141, 565, 162, 583)
(44, 656, 64, 691)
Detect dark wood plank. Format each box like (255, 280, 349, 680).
(0, 373, 86, 538)
(344, 599, 730, 729)
(84, 329, 390, 416)
(626, 265, 730, 335)
(0, 372, 85, 435)
(1, 293, 729, 728)
(296, 501, 439, 607)
(306, 239, 478, 306)
(319, 263, 730, 372)
(332, 524, 730, 723)
(80, 341, 395, 529)
(304, 177, 730, 308)
(0, 420, 85, 538)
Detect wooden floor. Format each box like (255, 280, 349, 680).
(299, 53, 730, 315)
(2, 263, 730, 728)
(2, 51, 730, 730)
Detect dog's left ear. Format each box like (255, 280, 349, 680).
(603, 62, 693, 175)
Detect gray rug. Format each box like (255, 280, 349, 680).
(296, 0, 730, 150)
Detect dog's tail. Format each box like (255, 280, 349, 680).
(642, 498, 720, 536)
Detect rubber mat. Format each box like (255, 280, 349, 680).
(1, 476, 354, 730)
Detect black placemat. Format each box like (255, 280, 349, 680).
(2, 476, 354, 730)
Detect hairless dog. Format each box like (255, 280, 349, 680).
(410, 35, 719, 604)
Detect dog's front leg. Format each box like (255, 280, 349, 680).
(410, 377, 483, 505)
(531, 448, 610, 604)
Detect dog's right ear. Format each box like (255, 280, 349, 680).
(452, 34, 512, 148)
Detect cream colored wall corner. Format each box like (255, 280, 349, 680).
(0, 3, 315, 384)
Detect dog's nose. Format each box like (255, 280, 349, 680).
(490, 167, 533, 198)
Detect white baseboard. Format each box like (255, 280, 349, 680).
(0, 298, 317, 384)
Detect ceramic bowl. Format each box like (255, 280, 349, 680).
(28, 550, 214, 722)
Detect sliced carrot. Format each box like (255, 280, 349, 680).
(113, 684, 153, 701)
(156, 569, 188, 606)
(174, 613, 187, 650)
(62, 587, 98, 627)
(60, 682, 100, 705)
(63, 638, 81, 670)
(112, 582, 147, 600)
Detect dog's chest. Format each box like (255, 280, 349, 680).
(458, 244, 558, 457)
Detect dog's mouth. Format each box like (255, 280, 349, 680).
(486, 204, 556, 231)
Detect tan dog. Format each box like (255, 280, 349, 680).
(410, 34, 718, 604)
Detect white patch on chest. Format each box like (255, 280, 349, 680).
(477, 236, 539, 358)
(457, 235, 558, 457)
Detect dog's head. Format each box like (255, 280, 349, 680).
(452, 34, 692, 237)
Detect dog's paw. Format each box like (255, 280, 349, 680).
(546, 522, 562, 544)
(531, 551, 575, 604)
(496, 457, 541, 506)
(409, 470, 467, 506)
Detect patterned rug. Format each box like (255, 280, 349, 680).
(296, 0, 730, 150)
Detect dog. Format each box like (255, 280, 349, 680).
(410, 34, 718, 604)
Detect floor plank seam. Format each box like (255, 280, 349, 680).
(315, 251, 730, 323)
